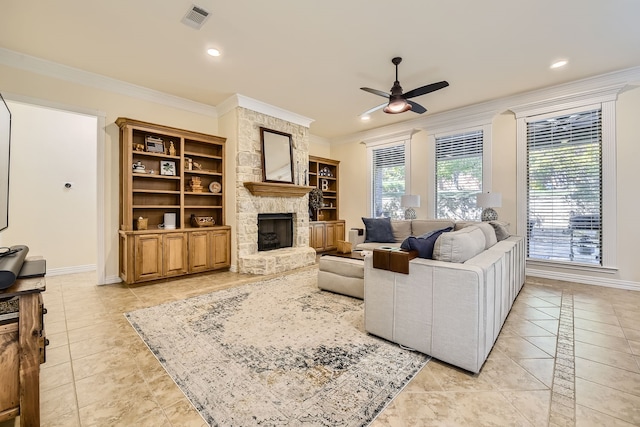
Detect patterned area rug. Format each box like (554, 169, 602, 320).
(126, 269, 429, 426)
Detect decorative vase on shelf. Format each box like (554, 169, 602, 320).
(308, 188, 324, 221)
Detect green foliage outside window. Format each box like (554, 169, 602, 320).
(374, 165, 405, 219)
(436, 156, 482, 220)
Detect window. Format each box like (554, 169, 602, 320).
(526, 108, 602, 265)
(435, 130, 483, 220)
(370, 143, 406, 218)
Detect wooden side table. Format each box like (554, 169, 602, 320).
(372, 248, 418, 274)
(0, 277, 46, 426)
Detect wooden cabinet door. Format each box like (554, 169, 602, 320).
(335, 221, 345, 243)
(134, 234, 163, 282)
(189, 231, 210, 273)
(163, 233, 188, 277)
(211, 229, 230, 269)
(325, 222, 337, 250)
(0, 322, 19, 416)
(311, 223, 326, 251)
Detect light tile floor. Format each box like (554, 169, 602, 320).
(2, 269, 640, 426)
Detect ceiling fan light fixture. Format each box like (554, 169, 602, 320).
(384, 98, 411, 114)
(361, 56, 448, 116)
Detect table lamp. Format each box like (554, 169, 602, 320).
(401, 194, 420, 220)
(476, 192, 501, 221)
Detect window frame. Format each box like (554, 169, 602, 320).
(433, 128, 486, 221)
(364, 132, 412, 218)
(514, 97, 618, 271)
(427, 123, 492, 219)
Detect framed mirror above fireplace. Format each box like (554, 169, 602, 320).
(260, 127, 294, 184)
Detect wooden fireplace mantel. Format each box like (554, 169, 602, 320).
(243, 182, 314, 198)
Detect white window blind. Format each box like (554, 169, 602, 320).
(527, 108, 602, 265)
(371, 144, 405, 218)
(435, 130, 483, 220)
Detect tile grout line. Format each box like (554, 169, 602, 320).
(549, 290, 576, 426)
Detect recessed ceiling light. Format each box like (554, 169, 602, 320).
(550, 59, 568, 69)
(360, 115, 370, 121)
(207, 48, 221, 57)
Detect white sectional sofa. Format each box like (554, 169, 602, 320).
(350, 219, 525, 373)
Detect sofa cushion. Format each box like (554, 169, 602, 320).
(411, 219, 455, 237)
(489, 221, 510, 241)
(454, 221, 479, 231)
(452, 221, 497, 249)
(400, 226, 453, 259)
(391, 220, 412, 243)
(362, 217, 395, 243)
(475, 222, 498, 249)
(433, 225, 486, 263)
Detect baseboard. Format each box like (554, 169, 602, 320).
(103, 275, 123, 285)
(45, 264, 96, 277)
(527, 268, 640, 292)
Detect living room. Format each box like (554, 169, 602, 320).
(1, 1, 640, 426)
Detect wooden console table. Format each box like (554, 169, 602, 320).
(0, 277, 46, 426)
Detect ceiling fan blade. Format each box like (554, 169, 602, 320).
(404, 81, 449, 99)
(360, 102, 387, 116)
(360, 87, 390, 98)
(407, 100, 427, 114)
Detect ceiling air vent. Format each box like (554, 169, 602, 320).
(181, 4, 210, 30)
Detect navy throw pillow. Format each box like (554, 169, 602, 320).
(362, 217, 395, 243)
(400, 226, 453, 259)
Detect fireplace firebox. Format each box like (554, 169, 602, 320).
(257, 213, 293, 251)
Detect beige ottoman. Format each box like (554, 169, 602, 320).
(318, 255, 365, 299)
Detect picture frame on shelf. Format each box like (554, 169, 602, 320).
(160, 160, 176, 176)
(145, 136, 165, 153)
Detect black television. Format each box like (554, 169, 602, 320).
(0, 93, 10, 232)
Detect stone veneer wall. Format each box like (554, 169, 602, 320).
(235, 107, 316, 274)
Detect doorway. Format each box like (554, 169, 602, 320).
(0, 100, 101, 280)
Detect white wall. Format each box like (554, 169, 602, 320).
(0, 101, 97, 272)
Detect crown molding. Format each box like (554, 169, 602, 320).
(218, 94, 314, 128)
(330, 65, 640, 145)
(361, 129, 417, 147)
(508, 83, 626, 118)
(0, 47, 218, 117)
(420, 107, 501, 136)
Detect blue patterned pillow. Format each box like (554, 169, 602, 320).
(362, 217, 395, 243)
(400, 226, 453, 258)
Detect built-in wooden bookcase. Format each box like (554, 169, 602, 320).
(117, 118, 230, 283)
(308, 156, 344, 252)
(308, 156, 339, 222)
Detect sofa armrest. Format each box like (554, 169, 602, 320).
(349, 228, 365, 247)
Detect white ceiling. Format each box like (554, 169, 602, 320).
(2, 0, 640, 139)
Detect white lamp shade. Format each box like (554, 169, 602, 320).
(401, 194, 420, 208)
(476, 192, 502, 208)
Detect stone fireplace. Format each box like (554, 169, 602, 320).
(234, 106, 316, 275)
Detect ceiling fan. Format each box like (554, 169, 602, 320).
(360, 57, 449, 116)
